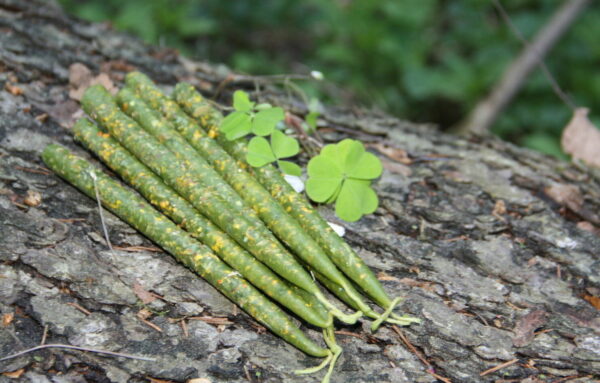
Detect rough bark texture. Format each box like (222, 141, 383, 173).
(1, 1, 599, 382)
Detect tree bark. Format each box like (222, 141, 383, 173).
(1, 1, 599, 382)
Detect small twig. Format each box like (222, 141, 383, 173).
(40, 325, 48, 346)
(334, 330, 367, 341)
(66, 302, 91, 316)
(480, 358, 519, 376)
(493, 0, 576, 110)
(392, 326, 453, 383)
(180, 319, 188, 338)
(187, 316, 234, 325)
(0, 344, 156, 362)
(113, 245, 162, 253)
(90, 171, 114, 252)
(456, 0, 589, 135)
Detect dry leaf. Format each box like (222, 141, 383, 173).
(582, 294, 600, 310)
(2, 369, 25, 379)
(133, 282, 157, 304)
(544, 183, 583, 213)
(492, 200, 507, 215)
(2, 312, 14, 326)
(137, 308, 153, 320)
(512, 310, 548, 347)
(187, 379, 212, 383)
(5, 83, 23, 96)
(561, 108, 600, 168)
(382, 160, 412, 176)
(148, 378, 174, 383)
(371, 143, 412, 164)
(377, 272, 400, 282)
(68, 63, 117, 101)
(577, 221, 600, 236)
(23, 190, 42, 207)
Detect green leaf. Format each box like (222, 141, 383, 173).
(233, 90, 254, 112)
(335, 179, 377, 222)
(305, 111, 319, 133)
(252, 107, 284, 136)
(347, 151, 382, 180)
(271, 130, 299, 159)
(306, 155, 343, 202)
(255, 102, 273, 111)
(338, 139, 364, 171)
(278, 160, 302, 176)
(221, 111, 252, 140)
(246, 136, 276, 167)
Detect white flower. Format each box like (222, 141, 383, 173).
(310, 70, 324, 81)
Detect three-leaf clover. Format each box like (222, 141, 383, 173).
(246, 130, 302, 176)
(220, 90, 285, 140)
(306, 139, 382, 222)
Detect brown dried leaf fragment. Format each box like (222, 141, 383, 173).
(582, 294, 600, 310)
(512, 309, 548, 347)
(544, 183, 583, 213)
(5, 82, 23, 96)
(133, 282, 157, 304)
(23, 190, 42, 207)
(2, 313, 14, 327)
(2, 368, 25, 379)
(68, 63, 116, 101)
(561, 108, 600, 168)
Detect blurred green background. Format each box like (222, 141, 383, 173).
(58, 0, 600, 159)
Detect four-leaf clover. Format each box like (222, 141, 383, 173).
(306, 139, 382, 222)
(220, 90, 284, 140)
(246, 130, 302, 176)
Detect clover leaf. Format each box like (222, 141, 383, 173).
(306, 139, 382, 222)
(220, 90, 285, 140)
(246, 130, 301, 176)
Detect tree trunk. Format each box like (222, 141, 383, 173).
(1, 1, 599, 382)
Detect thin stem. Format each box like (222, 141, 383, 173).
(0, 344, 156, 362)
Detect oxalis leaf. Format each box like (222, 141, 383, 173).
(221, 111, 252, 140)
(253, 107, 284, 136)
(233, 90, 254, 112)
(245, 131, 301, 176)
(306, 139, 381, 222)
(220, 90, 286, 141)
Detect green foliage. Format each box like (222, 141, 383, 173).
(221, 91, 285, 140)
(306, 140, 382, 222)
(58, 0, 600, 159)
(247, 131, 302, 176)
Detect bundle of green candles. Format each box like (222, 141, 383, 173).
(42, 72, 419, 382)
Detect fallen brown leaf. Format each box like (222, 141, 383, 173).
(2, 312, 14, 326)
(2, 369, 25, 379)
(492, 200, 507, 215)
(382, 160, 412, 176)
(544, 183, 583, 213)
(5, 82, 23, 96)
(377, 272, 400, 282)
(561, 108, 600, 168)
(68, 63, 117, 101)
(137, 308, 153, 320)
(371, 143, 412, 164)
(147, 377, 174, 383)
(582, 294, 600, 310)
(577, 221, 600, 236)
(512, 309, 548, 347)
(133, 282, 157, 304)
(23, 190, 42, 207)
